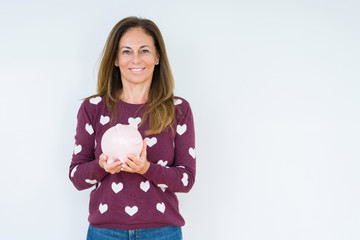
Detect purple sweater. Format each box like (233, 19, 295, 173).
(69, 96, 196, 230)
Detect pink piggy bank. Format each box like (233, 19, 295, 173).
(101, 123, 143, 164)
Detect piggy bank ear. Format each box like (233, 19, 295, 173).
(115, 123, 122, 130)
(129, 122, 138, 129)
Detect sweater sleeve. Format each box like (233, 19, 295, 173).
(69, 100, 109, 191)
(143, 99, 196, 193)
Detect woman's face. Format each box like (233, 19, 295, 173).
(115, 27, 159, 86)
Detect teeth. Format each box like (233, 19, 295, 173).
(131, 68, 143, 72)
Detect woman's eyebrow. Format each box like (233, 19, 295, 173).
(120, 45, 151, 49)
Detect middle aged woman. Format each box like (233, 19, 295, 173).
(69, 17, 196, 240)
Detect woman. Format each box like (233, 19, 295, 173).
(69, 17, 196, 240)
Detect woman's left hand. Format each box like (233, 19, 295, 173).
(121, 139, 150, 175)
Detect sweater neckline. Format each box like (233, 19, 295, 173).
(118, 99, 147, 106)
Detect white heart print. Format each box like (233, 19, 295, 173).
(145, 137, 157, 147)
(90, 96, 102, 105)
(189, 147, 196, 159)
(85, 179, 97, 185)
(128, 117, 141, 125)
(157, 160, 168, 167)
(156, 202, 166, 213)
(157, 184, 168, 192)
(125, 206, 138, 216)
(70, 165, 78, 178)
(85, 123, 94, 135)
(100, 115, 110, 125)
(111, 182, 123, 193)
(99, 203, 108, 214)
(140, 181, 150, 192)
(181, 173, 189, 186)
(176, 124, 187, 135)
(174, 99, 182, 105)
(73, 144, 82, 155)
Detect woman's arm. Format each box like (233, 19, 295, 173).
(69, 100, 109, 191)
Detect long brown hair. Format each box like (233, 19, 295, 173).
(91, 17, 175, 135)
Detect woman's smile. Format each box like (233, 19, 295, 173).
(129, 67, 146, 73)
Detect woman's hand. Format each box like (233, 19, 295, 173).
(99, 153, 123, 174)
(121, 139, 150, 175)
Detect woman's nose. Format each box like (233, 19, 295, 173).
(132, 53, 141, 64)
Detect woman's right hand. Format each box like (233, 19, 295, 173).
(99, 153, 123, 174)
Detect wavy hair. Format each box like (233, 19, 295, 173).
(90, 17, 175, 135)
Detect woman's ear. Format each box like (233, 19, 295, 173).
(156, 52, 160, 63)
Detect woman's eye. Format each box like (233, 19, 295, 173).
(141, 49, 149, 54)
(122, 50, 131, 54)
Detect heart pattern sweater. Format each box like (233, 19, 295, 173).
(69, 96, 196, 230)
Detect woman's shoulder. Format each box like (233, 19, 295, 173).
(174, 96, 193, 120)
(80, 95, 106, 107)
(76, 95, 109, 123)
(174, 96, 191, 109)
(78, 95, 107, 115)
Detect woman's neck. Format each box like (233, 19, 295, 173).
(119, 83, 150, 104)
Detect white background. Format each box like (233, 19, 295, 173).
(1, 0, 359, 239)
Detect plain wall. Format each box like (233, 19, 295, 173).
(1, 0, 359, 239)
